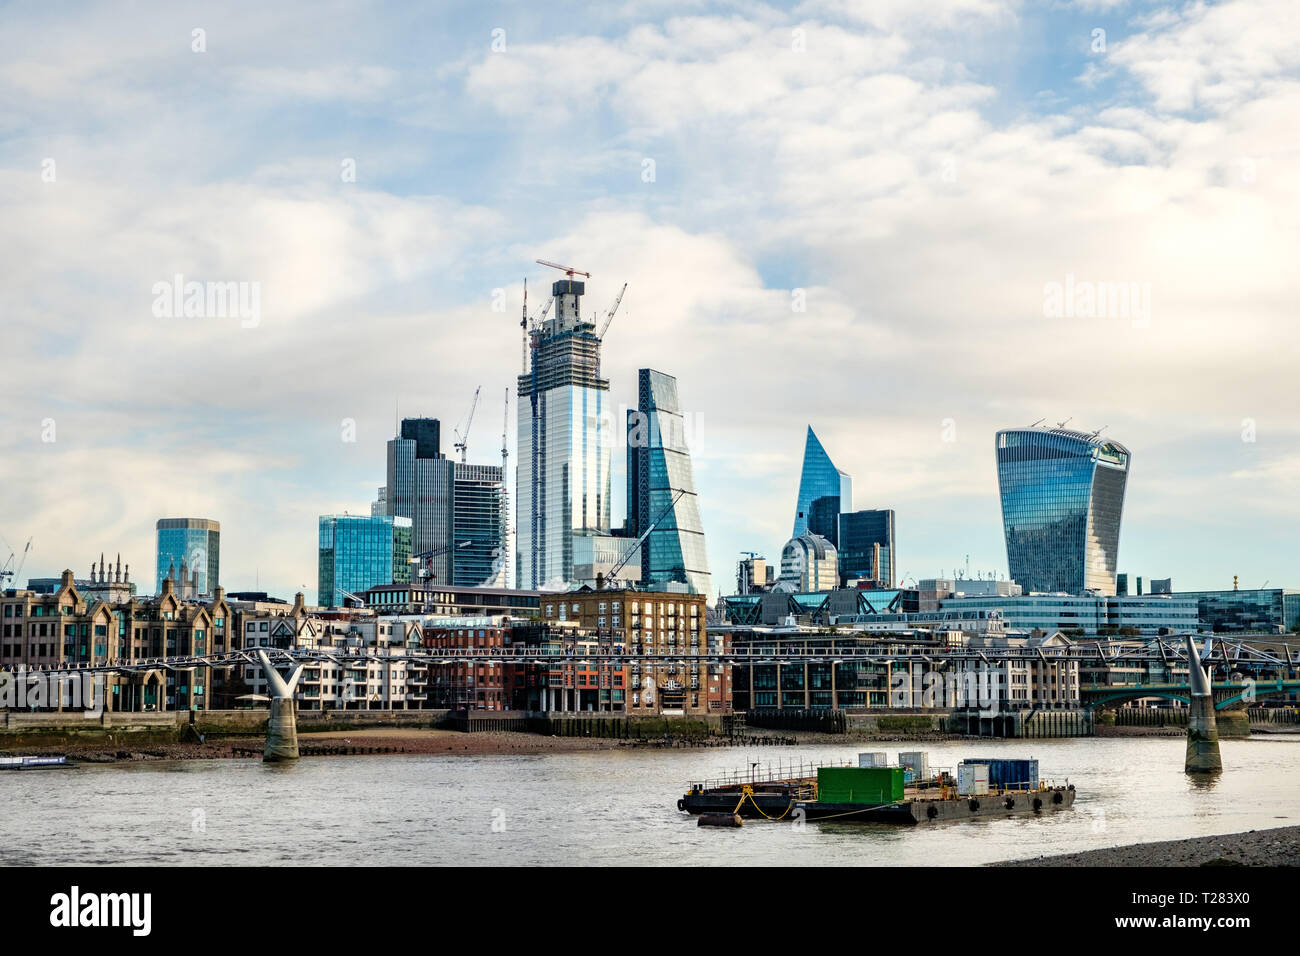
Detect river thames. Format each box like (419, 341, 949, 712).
(5, 735, 1299, 866)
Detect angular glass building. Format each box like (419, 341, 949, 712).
(155, 518, 220, 595)
(318, 514, 412, 607)
(626, 368, 711, 595)
(793, 427, 852, 538)
(995, 427, 1131, 595)
(516, 277, 612, 589)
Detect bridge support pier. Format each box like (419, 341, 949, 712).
(257, 650, 304, 763)
(264, 697, 300, 762)
(1184, 637, 1222, 775)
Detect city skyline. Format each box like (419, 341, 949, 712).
(3, 1, 1297, 602)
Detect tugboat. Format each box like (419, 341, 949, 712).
(679, 755, 1075, 825)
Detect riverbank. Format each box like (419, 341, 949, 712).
(1, 726, 809, 762)
(994, 824, 1300, 867)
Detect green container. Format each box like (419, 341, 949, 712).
(816, 766, 905, 805)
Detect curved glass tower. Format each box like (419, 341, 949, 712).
(793, 427, 852, 538)
(996, 427, 1131, 595)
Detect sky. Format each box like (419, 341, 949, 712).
(1, 0, 1297, 602)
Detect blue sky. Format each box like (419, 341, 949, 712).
(1, 0, 1298, 600)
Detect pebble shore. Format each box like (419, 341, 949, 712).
(994, 825, 1300, 866)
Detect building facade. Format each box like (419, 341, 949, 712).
(155, 517, 220, 596)
(995, 426, 1130, 595)
(939, 592, 1199, 635)
(777, 532, 838, 592)
(1171, 588, 1300, 633)
(792, 426, 852, 538)
(516, 277, 612, 590)
(318, 514, 412, 608)
(545, 587, 727, 716)
(625, 368, 711, 595)
(838, 509, 895, 586)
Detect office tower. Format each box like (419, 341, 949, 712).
(625, 369, 711, 596)
(452, 462, 506, 587)
(516, 274, 612, 589)
(792, 426, 852, 538)
(318, 514, 412, 607)
(386, 417, 505, 587)
(1150, 577, 1172, 595)
(1116, 572, 1128, 596)
(838, 509, 896, 586)
(995, 426, 1131, 595)
(155, 518, 220, 596)
(370, 486, 387, 517)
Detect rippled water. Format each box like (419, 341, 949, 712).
(4, 736, 1299, 866)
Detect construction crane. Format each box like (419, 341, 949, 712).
(519, 278, 528, 373)
(597, 489, 686, 590)
(597, 282, 627, 338)
(500, 387, 511, 587)
(453, 386, 481, 463)
(0, 535, 32, 590)
(535, 259, 590, 279)
(409, 540, 473, 583)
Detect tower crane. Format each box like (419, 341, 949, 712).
(535, 259, 590, 279)
(597, 282, 627, 338)
(0, 535, 32, 590)
(409, 540, 473, 583)
(453, 386, 481, 463)
(597, 489, 686, 590)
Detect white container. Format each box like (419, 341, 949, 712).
(898, 751, 930, 781)
(957, 762, 989, 796)
(858, 752, 889, 768)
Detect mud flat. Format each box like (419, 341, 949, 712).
(993, 825, 1300, 866)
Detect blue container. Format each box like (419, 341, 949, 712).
(963, 758, 1039, 791)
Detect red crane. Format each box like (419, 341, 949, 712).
(535, 259, 590, 279)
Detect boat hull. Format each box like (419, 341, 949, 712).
(680, 786, 1075, 824)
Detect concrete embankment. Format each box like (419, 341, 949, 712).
(993, 825, 1300, 867)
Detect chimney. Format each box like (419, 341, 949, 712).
(61, 569, 74, 588)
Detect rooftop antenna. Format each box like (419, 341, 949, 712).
(1028, 417, 1046, 428)
(1088, 425, 1108, 439)
(1056, 417, 1073, 429)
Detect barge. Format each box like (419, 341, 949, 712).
(679, 756, 1075, 825)
(0, 755, 76, 771)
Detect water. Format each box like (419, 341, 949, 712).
(4, 736, 1299, 866)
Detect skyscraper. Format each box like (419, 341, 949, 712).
(155, 518, 220, 596)
(838, 509, 896, 586)
(995, 426, 1131, 595)
(386, 418, 504, 587)
(516, 274, 612, 589)
(318, 514, 412, 607)
(792, 427, 852, 538)
(626, 368, 711, 596)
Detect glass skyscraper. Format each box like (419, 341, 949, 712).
(318, 514, 412, 607)
(155, 518, 220, 595)
(793, 427, 852, 538)
(995, 427, 1131, 595)
(516, 277, 611, 589)
(387, 417, 504, 587)
(626, 368, 711, 596)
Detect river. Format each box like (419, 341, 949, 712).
(5, 735, 1299, 866)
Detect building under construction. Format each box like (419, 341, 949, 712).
(516, 263, 624, 590)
